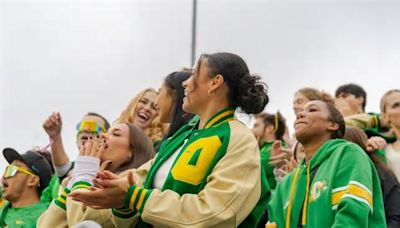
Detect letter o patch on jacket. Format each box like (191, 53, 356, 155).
(171, 136, 222, 185)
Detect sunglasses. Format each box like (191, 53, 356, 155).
(3, 165, 37, 178)
(76, 120, 106, 135)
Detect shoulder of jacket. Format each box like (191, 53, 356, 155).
(228, 120, 251, 133)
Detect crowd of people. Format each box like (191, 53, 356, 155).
(1, 52, 399, 228)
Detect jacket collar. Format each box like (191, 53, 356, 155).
(202, 107, 235, 129)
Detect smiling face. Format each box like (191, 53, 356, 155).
(294, 100, 340, 144)
(182, 58, 214, 115)
(101, 124, 132, 172)
(132, 91, 159, 130)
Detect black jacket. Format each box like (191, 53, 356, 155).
(376, 165, 400, 228)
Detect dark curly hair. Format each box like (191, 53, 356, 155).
(199, 52, 269, 114)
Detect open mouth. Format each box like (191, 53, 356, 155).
(2, 179, 9, 189)
(137, 112, 150, 122)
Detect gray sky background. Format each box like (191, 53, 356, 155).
(1, 0, 399, 170)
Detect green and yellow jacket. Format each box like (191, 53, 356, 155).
(112, 107, 271, 227)
(267, 139, 386, 228)
(345, 112, 395, 164)
(37, 107, 270, 228)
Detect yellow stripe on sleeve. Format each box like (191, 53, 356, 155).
(135, 189, 148, 211)
(331, 190, 346, 206)
(129, 187, 140, 210)
(331, 182, 373, 209)
(347, 184, 373, 207)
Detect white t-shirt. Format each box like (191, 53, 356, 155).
(153, 139, 188, 190)
(385, 144, 400, 182)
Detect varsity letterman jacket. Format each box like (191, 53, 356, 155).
(112, 107, 271, 228)
(37, 107, 270, 228)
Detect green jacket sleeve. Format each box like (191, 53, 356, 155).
(331, 143, 385, 228)
(111, 158, 154, 227)
(39, 182, 115, 227)
(260, 145, 276, 190)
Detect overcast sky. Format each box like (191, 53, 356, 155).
(1, 0, 399, 170)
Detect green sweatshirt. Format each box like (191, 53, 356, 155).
(0, 201, 49, 227)
(268, 139, 386, 228)
(259, 141, 280, 190)
(40, 175, 61, 203)
(0, 186, 4, 209)
(112, 107, 270, 228)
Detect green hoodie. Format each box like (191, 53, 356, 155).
(260, 141, 277, 190)
(39, 175, 60, 203)
(268, 139, 386, 228)
(259, 141, 286, 190)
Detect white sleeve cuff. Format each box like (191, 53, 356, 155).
(54, 161, 73, 177)
(67, 156, 100, 189)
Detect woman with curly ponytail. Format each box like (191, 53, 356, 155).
(71, 52, 270, 228)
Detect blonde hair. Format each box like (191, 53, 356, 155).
(115, 88, 165, 143)
(297, 87, 335, 106)
(380, 89, 400, 113)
